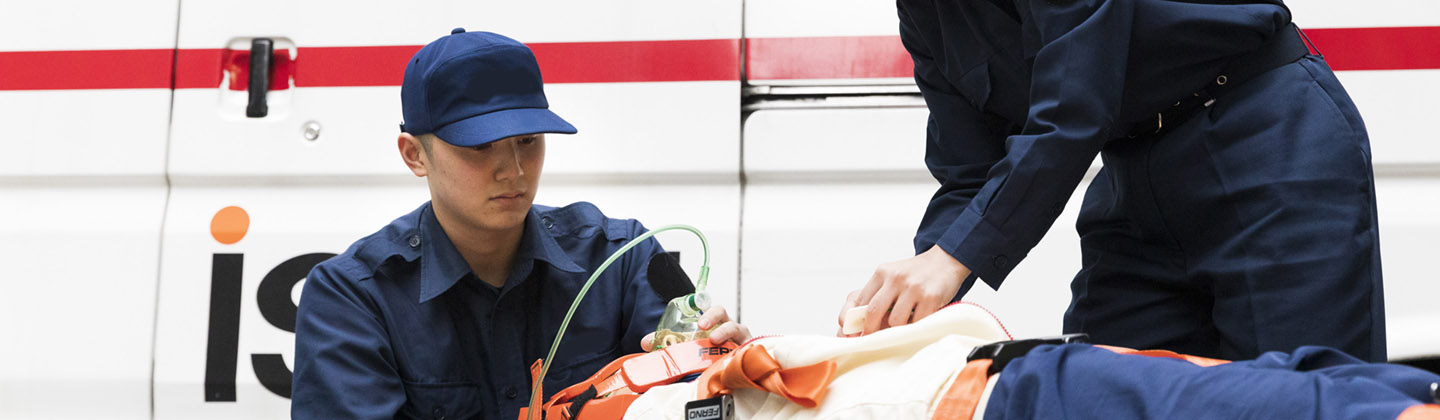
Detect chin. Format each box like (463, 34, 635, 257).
(477, 207, 531, 231)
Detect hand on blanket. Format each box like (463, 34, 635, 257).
(641, 304, 752, 351)
(838, 245, 971, 336)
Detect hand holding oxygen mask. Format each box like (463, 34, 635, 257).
(642, 292, 750, 352)
(631, 235, 748, 352)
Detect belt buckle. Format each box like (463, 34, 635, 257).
(1126, 112, 1164, 140)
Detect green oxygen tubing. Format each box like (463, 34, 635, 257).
(526, 224, 710, 417)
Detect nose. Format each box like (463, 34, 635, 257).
(494, 139, 526, 181)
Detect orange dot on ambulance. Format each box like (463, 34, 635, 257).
(211, 206, 250, 245)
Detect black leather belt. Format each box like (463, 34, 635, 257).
(1125, 23, 1314, 139)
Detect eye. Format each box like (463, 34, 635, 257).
(470, 143, 493, 151)
(518, 136, 538, 145)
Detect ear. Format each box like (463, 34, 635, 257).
(398, 133, 428, 177)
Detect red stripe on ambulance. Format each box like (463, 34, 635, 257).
(745, 36, 912, 80)
(0, 49, 173, 90)
(0, 28, 1434, 91)
(4, 39, 739, 91)
(743, 26, 1440, 80)
(1304, 26, 1440, 71)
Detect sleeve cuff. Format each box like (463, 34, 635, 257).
(935, 207, 1023, 290)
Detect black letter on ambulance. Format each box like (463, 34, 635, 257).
(205, 252, 334, 401)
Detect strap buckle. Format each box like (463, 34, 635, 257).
(967, 333, 1089, 375)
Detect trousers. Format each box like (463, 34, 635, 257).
(1064, 56, 1386, 362)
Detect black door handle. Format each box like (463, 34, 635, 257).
(246, 38, 273, 118)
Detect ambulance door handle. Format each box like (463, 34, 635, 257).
(246, 38, 273, 118)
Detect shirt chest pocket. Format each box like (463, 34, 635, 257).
(400, 381, 483, 420)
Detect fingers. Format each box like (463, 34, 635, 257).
(863, 281, 899, 335)
(856, 267, 887, 308)
(640, 332, 656, 352)
(707, 321, 752, 345)
(887, 287, 918, 328)
(698, 304, 752, 345)
(837, 290, 861, 328)
(910, 280, 956, 323)
(698, 305, 729, 330)
(851, 248, 976, 335)
(911, 292, 946, 323)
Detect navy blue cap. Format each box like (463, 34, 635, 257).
(400, 28, 576, 147)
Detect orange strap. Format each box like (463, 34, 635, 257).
(1095, 345, 1232, 367)
(522, 360, 546, 420)
(1400, 404, 1440, 420)
(520, 355, 645, 420)
(696, 344, 838, 408)
(930, 359, 993, 420)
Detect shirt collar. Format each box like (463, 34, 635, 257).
(416, 204, 585, 303)
(528, 208, 586, 274)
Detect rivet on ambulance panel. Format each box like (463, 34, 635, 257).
(302, 121, 322, 141)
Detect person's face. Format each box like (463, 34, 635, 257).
(406, 133, 546, 234)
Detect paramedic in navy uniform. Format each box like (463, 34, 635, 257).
(292, 29, 750, 420)
(840, 0, 1386, 362)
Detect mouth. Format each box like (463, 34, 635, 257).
(491, 192, 526, 201)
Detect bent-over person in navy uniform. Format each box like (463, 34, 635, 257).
(840, 0, 1386, 363)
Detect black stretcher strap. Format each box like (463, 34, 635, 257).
(968, 333, 1090, 375)
(1125, 23, 1311, 139)
(565, 385, 598, 419)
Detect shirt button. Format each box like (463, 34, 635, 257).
(432, 406, 446, 420)
(505, 385, 519, 399)
(993, 255, 1009, 270)
(408, 235, 421, 248)
(541, 217, 554, 229)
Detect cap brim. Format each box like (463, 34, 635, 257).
(432, 108, 577, 147)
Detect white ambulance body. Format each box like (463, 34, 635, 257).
(0, 0, 1435, 418)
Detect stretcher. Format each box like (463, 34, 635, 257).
(522, 303, 1440, 420)
(522, 230, 1438, 420)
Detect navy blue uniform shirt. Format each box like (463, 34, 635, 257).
(901, 0, 1291, 289)
(292, 201, 669, 420)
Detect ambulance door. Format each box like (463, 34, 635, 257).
(154, 1, 741, 418)
(1286, 1, 1440, 364)
(0, 1, 179, 418)
(739, 0, 1077, 338)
